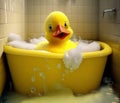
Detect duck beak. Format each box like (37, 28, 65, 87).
(52, 25, 70, 39)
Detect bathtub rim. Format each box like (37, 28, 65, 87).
(4, 41, 112, 59)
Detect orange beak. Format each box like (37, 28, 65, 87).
(52, 25, 70, 39)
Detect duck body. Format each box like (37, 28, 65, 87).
(35, 40, 77, 53)
(35, 11, 77, 53)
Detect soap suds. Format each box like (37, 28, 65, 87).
(39, 72, 48, 94)
(7, 33, 47, 50)
(8, 40, 36, 50)
(30, 86, 36, 93)
(31, 76, 35, 82)
(29, 35, 47, 44)
(63, 45, 83, 71)
(78, 40, 100, 52)
(57, 63, 62, 69)
(63, 40, 100, 71)
(8, 33, 23, 42)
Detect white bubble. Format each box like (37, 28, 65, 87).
(57, 63, 61, 69)
(39, 72, 45, 80)
(30, 87, 36, 93)
(46, 65, 50, 70)
(8, 33, 23, 42)
(61, 78, 65, 81)
(29, 35, 47, 44)
(38, 93, 43, 96)
(63, 47, 82, 71)
(33, 67, 37, 71)
(31, 76, 35, 82)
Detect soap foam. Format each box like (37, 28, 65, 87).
(63, 45, 82, 71)
(8, 40, 36, 50)
(7, 33, 47, 50)
(8, 33, 23, 42)
(29, 36, 47, 44)
(78, 40, 100, 52)
(63, 40, 100, 71)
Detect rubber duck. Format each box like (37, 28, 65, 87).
(35, 11, 77, 53)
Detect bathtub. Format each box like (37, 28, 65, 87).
(4, 41, 112, 96)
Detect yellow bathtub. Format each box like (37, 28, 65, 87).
(4, 42, 112, 96)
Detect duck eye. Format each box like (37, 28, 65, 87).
(48, 25, 52, 31)
(64, 22, 68, 28)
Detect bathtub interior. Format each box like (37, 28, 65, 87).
(4, 42, 112, 95)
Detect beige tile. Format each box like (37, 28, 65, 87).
(0, 9, 8, 24)
(33, 23, 41, 33)
(34, 6, 40, 15)
(71, 0, 83, 6)
(71, 6, 81, 14)
(0, 0, 6, 9)
(0, 0, 26, 39)
(53, 0, 71, 6)
(0, 24, 5, 38)
(40, 15, 47, 23)
(33, 14, 41, 23)
(40, 6, 47, 15)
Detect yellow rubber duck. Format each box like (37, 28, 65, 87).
(35, 11, 77, 53)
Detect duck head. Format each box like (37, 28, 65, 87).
(44, 11, 73, 44)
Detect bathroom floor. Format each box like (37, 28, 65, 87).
(1, 85, 119, 103)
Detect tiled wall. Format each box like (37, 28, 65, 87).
(0, 0, 26, 56)
(26, 0, 99, 40)
(99, 0, 120, 42)
(0, 0, 99, 40)
(99, 0, 120, 91)
(0, 0, 26, 39)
